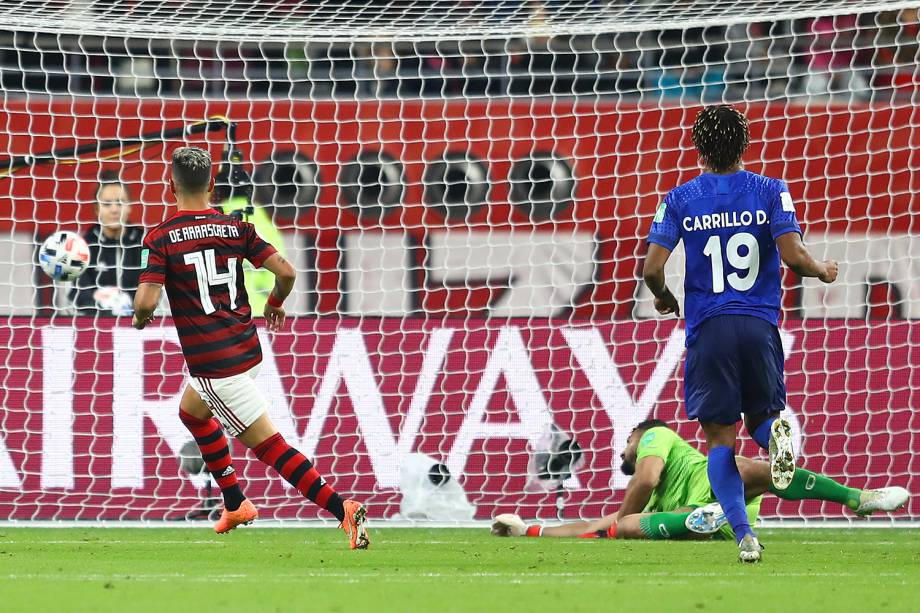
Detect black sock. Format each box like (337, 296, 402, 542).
(217, 482, 246, 512)
(326, 494, 346, 523)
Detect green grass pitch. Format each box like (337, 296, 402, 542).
(2, 527, 918, 612)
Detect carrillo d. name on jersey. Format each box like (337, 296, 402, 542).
(138, 209, 277, 378)
(648, 170, 801, 346)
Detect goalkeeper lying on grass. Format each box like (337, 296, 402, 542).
(492, 419, 909, 540)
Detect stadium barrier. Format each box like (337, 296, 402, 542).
(1, 317, 916, 521)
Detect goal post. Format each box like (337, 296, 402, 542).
(0, 1, 917, 523)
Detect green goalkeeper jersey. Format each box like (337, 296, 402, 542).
(636, 426, 760, 537)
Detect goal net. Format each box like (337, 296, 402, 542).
(0, 0, 917, 524)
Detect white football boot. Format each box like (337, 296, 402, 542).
(491, 513, 528, 537)
(855, 487, 910, 516)
(685, 503, 728, 535)
(769, 418, 795, 491)
(738, 534, 763, 563)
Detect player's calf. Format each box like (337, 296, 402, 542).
(251, 431, 348, 521)
(179, 407, 247, 513)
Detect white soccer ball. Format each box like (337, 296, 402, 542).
(39, 231, 91, 282)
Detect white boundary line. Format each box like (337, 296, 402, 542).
(1, 519, 918, 529)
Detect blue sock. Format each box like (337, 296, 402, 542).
(707, 446, 754, 542)
(751, 415, 777, 451)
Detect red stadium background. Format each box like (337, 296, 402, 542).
(0, 100, 917, 521)
(1, 99, 917, 318)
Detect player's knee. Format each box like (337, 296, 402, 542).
(736, 456, 771, 492)
(178, 387, 211, 421)
(743, 411, 777, 435)
(700, 421, 737, 448)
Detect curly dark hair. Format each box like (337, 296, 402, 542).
(691, 105, 750, 173)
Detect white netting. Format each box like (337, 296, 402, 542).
(0, 1, 917, 523)
(2, 1, 919, 40)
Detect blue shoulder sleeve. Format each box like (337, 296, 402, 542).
(769, 180, 802, 240)
(647, 192, 681, 250)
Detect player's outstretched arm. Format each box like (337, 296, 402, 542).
(776, 232, 838, 283)
(642, 243, 680, 316)
(490, 512, 620, 538)
(619, 455, 665, 517)
(131, 282, 162, 329)
(261, 253, 296, 332)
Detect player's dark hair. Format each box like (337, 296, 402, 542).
(691, 105, 750, 173)
(171, 146, 213, 194)
(95, 169, 129, 200)
(631, 419, 669, 435)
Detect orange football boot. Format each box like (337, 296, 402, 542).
(214, 499, 258, 534)
(340, 500, 370, 549)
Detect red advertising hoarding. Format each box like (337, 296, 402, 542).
(0, 317, 916, 521)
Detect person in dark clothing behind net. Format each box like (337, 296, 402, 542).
(72, 170, 145, 315)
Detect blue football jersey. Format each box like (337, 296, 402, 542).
(647, 170, 801, 345)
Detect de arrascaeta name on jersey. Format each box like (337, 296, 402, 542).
(682, 209, 770, 233)
(167, 223, 240, 244)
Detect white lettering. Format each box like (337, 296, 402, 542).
(447, 326, 555, 478)
(563, 326, 686, 489)
(682, 211, 769, 233)
(0, 423, 21, 488)
(397, 328, 455, 460)
(293, 327, 454, 489)
(41, 327, 74, 488)
(297, 328, 399, 488)
(111, 327, 198, 489)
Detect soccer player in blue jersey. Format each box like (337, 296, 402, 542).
(642, 105, 838, 562)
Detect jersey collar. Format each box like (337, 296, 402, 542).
(172, 207, 219, 217)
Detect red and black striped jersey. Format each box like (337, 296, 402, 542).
(138, 208, 277, 378)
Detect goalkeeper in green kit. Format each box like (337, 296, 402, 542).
(492, 420, 909, 540)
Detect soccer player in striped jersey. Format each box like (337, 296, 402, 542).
(132, 146, 369, 549)
(642, 106, 838, 562)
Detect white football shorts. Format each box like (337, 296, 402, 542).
(188, 363, 267, 437)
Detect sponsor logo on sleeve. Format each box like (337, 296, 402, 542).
(780, 192, 795, 213)
(653, 202, 667, 223)
(140, 248, 149, 268)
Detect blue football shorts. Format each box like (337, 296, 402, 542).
(684, 314, 786, 425)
